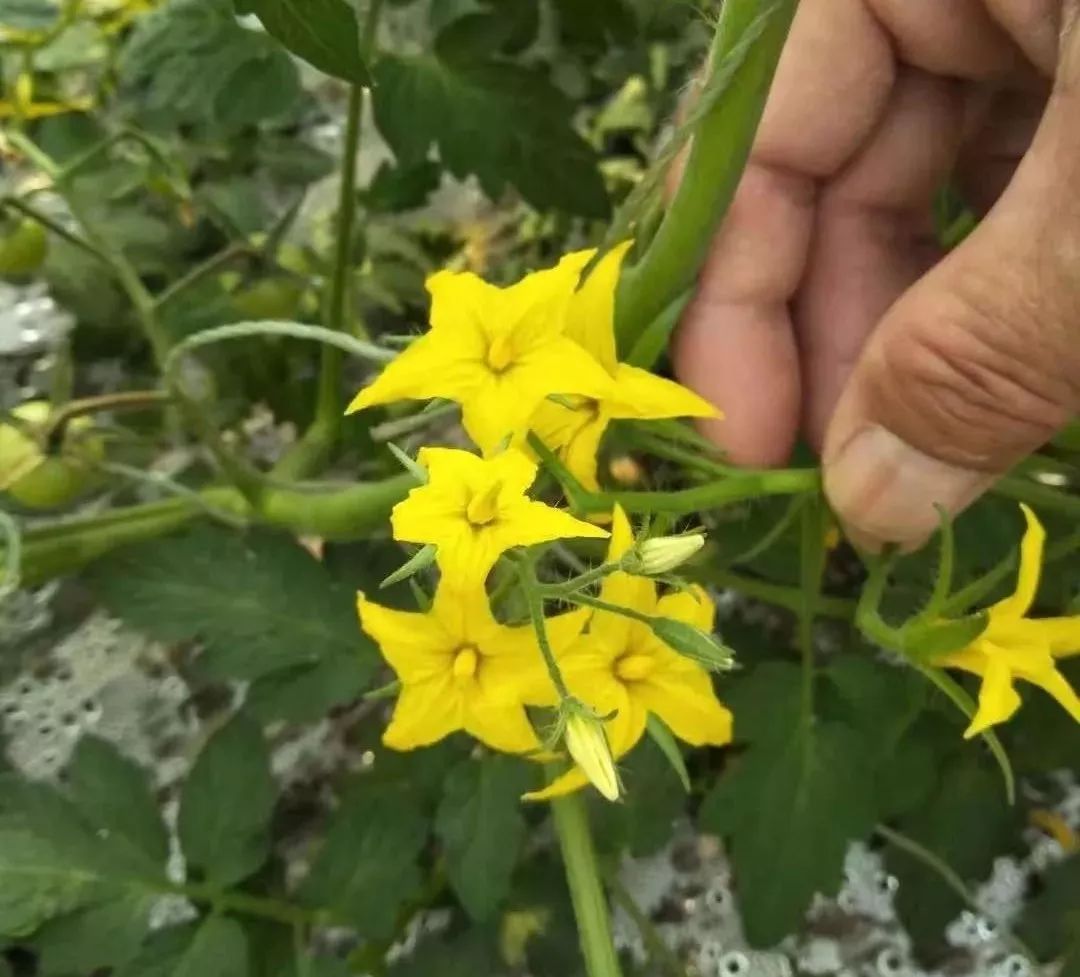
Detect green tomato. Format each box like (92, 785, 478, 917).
(231, 277, 304, 321)
(0, 219, 48, 278)
(1, 401, 104, 510)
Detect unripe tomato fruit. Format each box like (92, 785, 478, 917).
(0, 219, 48, 278)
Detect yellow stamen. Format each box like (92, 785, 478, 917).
(615, 653, 654, 682)
(452, 646, 479, 682)
(486, 333, 514, 372)
(466, 479, 502, 526)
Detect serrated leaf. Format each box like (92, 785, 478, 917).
(178, 714, 275, 887)
(34, 894, 149, 976)
(89, 524, 373, 683)
(300, 785, 428, 939)
(372, 53, 608, 217)
(0, 778, 165, 939)
(120, 0, 300, 132)
(884, 752, 1021, 951)
(436, 755, 531, 920)
(238, 0, 371, 84)
(69, 736, 169, 870)
(700, 720, 875, 946)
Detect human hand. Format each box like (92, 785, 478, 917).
(674, 0, 1080, 549)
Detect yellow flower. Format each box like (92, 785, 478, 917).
(937, 504, 1080, 738)
(530, 243, 720, 491)
(526, 506, 732, 800)
(391, 446, 608, 585)
(346, 256, 613, 454)
(358, 582, 588, 753)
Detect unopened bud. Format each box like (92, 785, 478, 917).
(563, 708, 620, 802)
(629, 533, 705, 576)
(649, 616, 735, 673)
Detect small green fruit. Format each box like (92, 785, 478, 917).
(1, 401, 104, 509)
(0, 219, 48, 278)
(231, 277, 304, 321)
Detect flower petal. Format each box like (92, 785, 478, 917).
(1024, 663, 1080, 725)
(465, 699, 543, 754)
(346, 329, 486, 413)
(498, 257, 584, 351)
(634, 658, 733, 747)
(1031, 616, 1080, 658)
(426, 268, 501, 334)
(514, 337, 614, 404)
(593, 506, 656, 649)
(522, 765, 590, 802)
(563, 242, 632, 373)
(461, 375, 541, 455)
(964, 657, 1022, 739)
(992, 504, 1046, 620)
(496, 498, 609, 551)
(357, 595, 452, 683)
(655, 585, 715, 632)
(383, 677, 462, 749)
(605, 364, 721, 421)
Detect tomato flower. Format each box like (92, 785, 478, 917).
(937, 504, 1080, 737)
(358, 583, 588, 754)
(526, 505, 732, 800)
(391, 446, 607, 585)
(529, 243, 720, 491)
(346, 257, 613, 454)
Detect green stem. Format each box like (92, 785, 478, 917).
(314, 82, 365, 437)
(992, 473, 1080, 518)
(550, 785, 624, 977)
(154, 241, 251, 309)
(690, 566, 855, 620)
(614, 0, 797, 353)
(520, 561, 572, 700)
(538, 560, 622, 600)
(1, 195, 109, 265)
(563, 591, 653, 626)
(176, 881, 316, 928)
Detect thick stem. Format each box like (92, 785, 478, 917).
(550, 786, 624, 977)
(614, 0, 798, 353)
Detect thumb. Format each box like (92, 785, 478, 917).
(823, 44, 1080, 549)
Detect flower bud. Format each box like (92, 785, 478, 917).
(631, 533, 706, 575)
(649, 616, 735, 673)
(563, 709, 620, 802)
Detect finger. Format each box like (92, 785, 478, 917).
(823, 19, 1080, 549)
(796, 69, 967, 449)
(674, 0, 897, 467)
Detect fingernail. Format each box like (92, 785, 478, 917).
(824, 425, 992, 551)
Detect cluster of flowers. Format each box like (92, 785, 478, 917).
(347, 244, 732, 799)
(347, 243, 1080, 797)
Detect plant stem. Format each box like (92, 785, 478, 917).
(563, 591, 653, 626)
(45, 390, 169, 441)
(153, 241, 251, 309)
(550, 784, 624, 977)
(615, 0, 797, 353)
(875, 824, 1036, 963)
(993, 473, 1080, 518)
(1, 196, 107, 264)
(520, 561, 572, 699)
(607, 873, 683, 977)
(176, 881, 317, 928)
(690, 566, 855, 620)
(315, 82, 365, 437)
(538, 560, 622, 600)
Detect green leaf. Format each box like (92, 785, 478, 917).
(118, 918, 249, 977)
(120, 0, 301, 132)
(386, 928, 499, 977)
(178, 714, 275, 887)
(69, 737, 169, 869)
(372, 54, 608, 218)
(0, 0, 57, 30)
(436, 755, 531, 920)
(89, 525, 373, 684)
(34, 895, 148, 976)
(300, 784, 428, 939)
(246, 652, 371, 724)
(237, 0, 372, 84)
(1018, 854, 1080, 965)
(362, 161, 442, 213)
(593, 735, 685, 858)
(722, 661, 803, 745)
(0, 778, 164, 939)
(700, 720, 875, 946)
(884, 752, 1021, 951)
